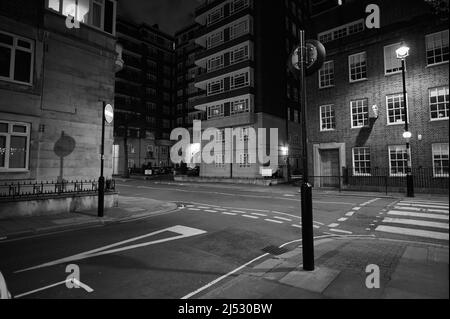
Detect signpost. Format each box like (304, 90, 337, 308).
(98, 102, 114, 218)
(290, 31, 326, 271)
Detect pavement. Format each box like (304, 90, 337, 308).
(196, 236, 449, 299)
(0, 197, 178, 240)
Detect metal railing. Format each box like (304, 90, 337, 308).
(0, 179, 116, 200)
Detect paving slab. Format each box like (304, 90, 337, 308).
(279, 266, 341, 293)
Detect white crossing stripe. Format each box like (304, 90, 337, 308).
(251, 213, 267, 217)
(204, 210, 218, 213)
(338, 217, 348, 222)
(242, 214, 259, 219)
(329, 229, 353, 235)
(345, 212, 355, 217)
(400, 200, 449, 206)
(353, 207, 361, 211)
(292, 224, 302, 229)
(188, 208, 201, 211)
(394, 206, 422, 211)
(231, 210, 246, 214)
(328, 223, 340, 228)
(382, 218, 449, 230)
(376, 225, 449, 241)
(397, 203, 449, 210)
(265, 219, 283, 224)
(273, 216, 292, 222)
(387, 210, 449, 221)
(222, 212, 237, 216)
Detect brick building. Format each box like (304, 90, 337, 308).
(305, 0, 449, 191)
(113, 17, 175, 175)
(0, 0, 118, 182)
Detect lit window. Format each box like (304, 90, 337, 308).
(426, 30, 449, 66)
(349, 52, 367, 82)
(353, 147, 371, 176)
(231, 99, 250, 114)
(389, 145, 410, 176)
(320, 105, 336, 131)
(0, 30, 34, 85)
(386, 93, 408, 125)
(429, 86, 449, 120)
(207, 104, 224, 119)
(351, 99, 369, 128)
(0, 121, 30, 171)
(384, 43, 403, 75)
(432, 143, 449, 177)
(319, 61, 334, 88)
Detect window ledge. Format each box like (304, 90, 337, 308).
(349, 78, 368, 84)
(426, 61, 449, 68)
(319, 85, 335, 90)
(430, 118, 449, 122)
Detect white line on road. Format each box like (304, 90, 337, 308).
(400, 200, 449, 206)
(387, 211, 449, 221)
(428, 209, 449, 214)
(329, 229, 353, 235)
(242, 214, 259, 219)
(353, 207, 361, 211)
(221, 212, 237, 216)
(204, 210, 218, 213)
(251, 213, 267, 217)
(292, 224, 302, 229)
(15, 278, 93, 299)
(15, 226, 207, 273)
(338, 218, 348, 222)
(397, 203, 449, 210)
(382, 218, 449, 230)
(188, 208, 201, 211)
(265, 219, 283, 224)
(394, 206, 422, 211)
(231, 210, 246, 214)
(345, 212, 355, 217)
(375, 225, 449, 241)
(273, 216, 292, 222)
(328, 223, 340, 228)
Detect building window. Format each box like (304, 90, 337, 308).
(0, 121, 30, 171)
(0, 31, 34, 85)
(389, 145, 409, 176)
(239, 153, 250, 168)
(432, 143, 449, 177)
(318, 19, 364, 43)
(207, 31, 224, 49)
(230, 20, 249, 40)
(207, 7, 224, 25)
(231, 72, 249, 89)
(429, 86, 449, 120)
(46, 0, 116, 35)
(426, 30, 449, 66)
(231, 99, 250, 114)
(239, 127, 250, 142)
(230, 45, 249, 64)
(320, 105, 336, 131)
(294, 109, 300, 123)
(207, 104, 224, 119)
(207, 79, 224, 95)
(349, 52, 367, 82)
(215, 153, 225, 168)
(353, 147, 371, 176)
(216, 129, 225, 144)
(351, 99, 369, 128)
(207, 55, 224, 72)
(384, 43, 403, 75)
(386, 93, 408, 125)
(319, 61, 334, 88)
(230, 0, 249, 14)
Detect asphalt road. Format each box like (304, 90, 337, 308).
(0, 180, 447, 299)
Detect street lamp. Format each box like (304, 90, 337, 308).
(396, 43, 414, 197)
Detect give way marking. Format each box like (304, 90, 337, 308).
(15, 225, 207, 274)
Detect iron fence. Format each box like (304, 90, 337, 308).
(0, 179, 116, 200)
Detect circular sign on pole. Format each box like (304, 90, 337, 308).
(289, 40, 326, 77)
(104, 104, 114, 124)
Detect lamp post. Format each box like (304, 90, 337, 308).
(396, 44, 414, 197)
(99, 102, 114, 217)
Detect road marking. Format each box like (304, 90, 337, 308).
(397, 203, 449, 210)
(221, 212, 237, 216)
(15, 278, 93, 299)
(394, 206, 421, 211)
(353, 207, 361, 211)
(231, 210, 246, 214)
(375, 225, 449, 241)
(188, 208, 201, 211)
(265, 219, 283, 224)
(251, 213, 267, 217)
(197, 207, 211, 209)
(338, 217, 348, 222)
(292, 224, 302, 229)
(387, 211, 449, 221)
(313, 225, 320, 229)
(345, 212, 355, 217)
(400, 200, 449, 206)
(215, 208, 227, 211)
(242, 214, 259, 219)
(185, 205, 194, 208)
(273, 216, 292, 222)
(283, 194, 296, 197)
(328, 223, 339, 228)
(204, 210, 218, 213)
(15, 226, 207, 273)
(382, 218, 449, 230)
(329, 229, 353, 235)
(428, 209, 449, 214)
(0, 237, 6, 241)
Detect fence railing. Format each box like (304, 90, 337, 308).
(0, 179, 116, 200)
(292, 167, 448, 194)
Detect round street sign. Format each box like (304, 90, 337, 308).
(104, 104, 114, 124)
(289, 40, 326, 77)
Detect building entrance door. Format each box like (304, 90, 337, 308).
(112, 145, 120, 175)
(319, 149, 340, 187)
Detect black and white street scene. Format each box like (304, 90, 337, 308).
(0, 0, 448, 305)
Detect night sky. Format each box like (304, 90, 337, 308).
(118, 0, 200, 36)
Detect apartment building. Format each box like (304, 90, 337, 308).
(306, 0, 449, 191)
(113, 18, 175, 174)
(191, 0, 308, 179)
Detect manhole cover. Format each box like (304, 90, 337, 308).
(262, 245, 289, 256)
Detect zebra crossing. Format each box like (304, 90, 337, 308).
(375, 199, 449, 241)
